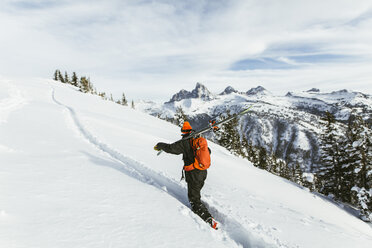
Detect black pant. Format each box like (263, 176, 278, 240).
(185, 169, 212, 221)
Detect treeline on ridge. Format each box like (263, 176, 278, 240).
(53, 69, 134, 108)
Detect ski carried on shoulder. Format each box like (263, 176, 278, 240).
(156, 105, 253, 156)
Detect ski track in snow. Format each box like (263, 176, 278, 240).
(51, 86, 289, 248)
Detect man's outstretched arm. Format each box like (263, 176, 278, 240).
(155, 140, 184, 155)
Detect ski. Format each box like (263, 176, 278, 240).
(157, 105, 253, 155)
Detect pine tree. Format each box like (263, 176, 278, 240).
(87, 77, 94, 93)
(270, 156, 281, 175)
(174, 106, 187, 127)
(291, 162, 303, 185)
(58, 71, 65, 83)
(351, 187, 372, 221)
(243, 140, 257, 165)
(302, 172, 316, 191)
(71, 72, 78, 87)
(251, 145, 261, 167)
(80, 77, 89, 93)
(257, 146, 268, 170)
(121, 93, 128, 106)
(279, 160, 291, 180)
(217, 110, 241, 155)
(348, 115, 372, 190)
(240, 135, 250, 158)
(316, 112, 348, 200)
(53, 70, 59, 81)
(340, 133, 356, 203)
(64, 71, 70, 84)
(80, 77, 94, 93)
(99, 92, 107, 100)
(348, 115, 372, 220)
(230, 118, 242, 154)
(266, 153, 277, 173)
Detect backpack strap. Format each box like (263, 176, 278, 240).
(183, 138, 197, 171)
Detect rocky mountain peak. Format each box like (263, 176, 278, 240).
(331, 89, 349, 95)
(220, 86, 238, 95)
(167, 83, 214, 103)
(285, 92, 293, 97)
(192, 83, 213, 100)
(246, 86, 267, 95)
(307, 88, 320, 93)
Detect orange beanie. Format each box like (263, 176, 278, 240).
(181, 121, 192, 133)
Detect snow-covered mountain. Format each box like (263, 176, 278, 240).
(167, 82, 215, 103)
(138, 83, 372, 171)
(1, 78, 372, 248)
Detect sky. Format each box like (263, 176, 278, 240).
(1, 0, 372, 102)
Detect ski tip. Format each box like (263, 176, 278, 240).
(245, 105, 254, 111)
(239, 106, 253, 115)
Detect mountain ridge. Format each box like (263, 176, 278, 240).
(137, 83, 372, 173)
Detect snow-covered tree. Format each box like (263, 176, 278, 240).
(302, 173, 316, 191)
(217, 110, 241, 155)
(291, 162, 303, 185)
(351, 187, 372, 221)
(240, 135, 250, 158)
(347, 115, 372, 189)
(278, 159, 291, 180)
(316, 112, 348, 200)
(347, 115, 372, 220)
(242, 139, 256, 163)
(174, 106, 187, 127)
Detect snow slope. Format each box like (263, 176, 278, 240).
(1, 78, 372, 248)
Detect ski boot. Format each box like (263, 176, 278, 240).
(206, 217, 218, 230)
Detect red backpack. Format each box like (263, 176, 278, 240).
(187, 137, 211, 171)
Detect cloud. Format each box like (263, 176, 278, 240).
(230, 58, 296, 70)
(0, 0, 371, 101)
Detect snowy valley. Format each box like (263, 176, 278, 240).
(1, 78, 372, 248)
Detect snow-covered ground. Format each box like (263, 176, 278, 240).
(1, 78, 372, 248)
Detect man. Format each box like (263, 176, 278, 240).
(154, 121, 218, 230)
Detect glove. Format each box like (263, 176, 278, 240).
(154, 145, 161, 151)
(154, 142, 166, 151)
